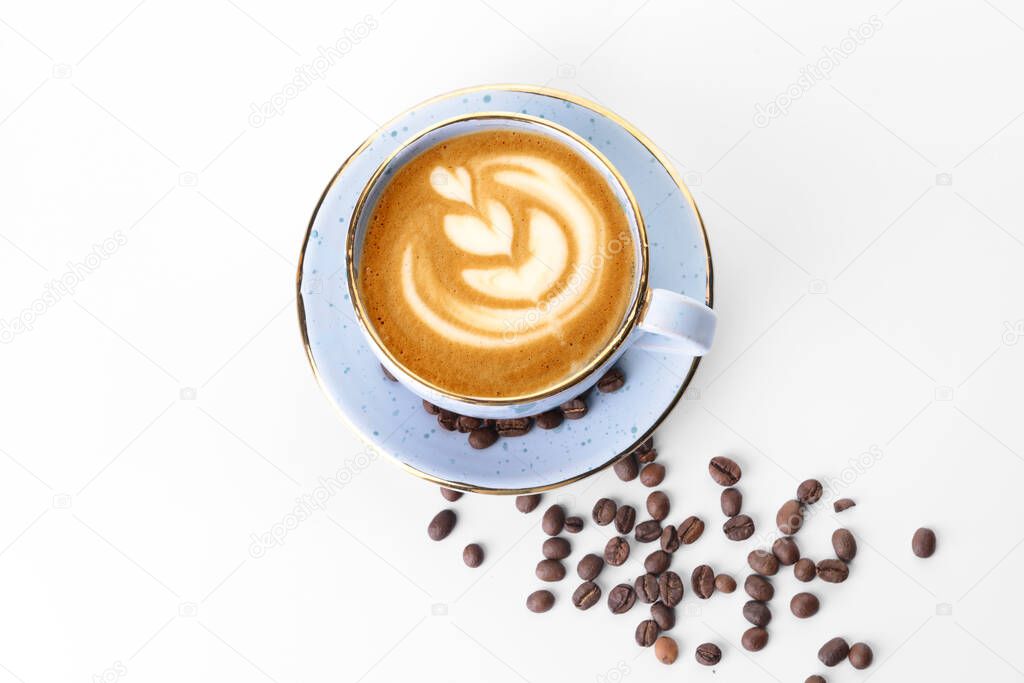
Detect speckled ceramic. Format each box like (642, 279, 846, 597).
(297, 85, 713, 494)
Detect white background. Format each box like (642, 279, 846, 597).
(1, 0, 1022, 681)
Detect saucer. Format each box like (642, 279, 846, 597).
(297, 84, 712, 494)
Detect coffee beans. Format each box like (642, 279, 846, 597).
(660, 526, 680, 552)
(912, 527, 936, 558)
(593, 497, 617, 525)
(777, 499, 804, 535)
(692, 564, 715, 599)
(635, 620, 660, 647)
(572, 581, 601, 610)
(496, 417, 532, 437)
(428, 509, 456, 541)
(646, 491, 670, 520)
(613, 453, 639, 481)
(515, 494, 541, 513)
(658, 571, 684, 606)
(790, 592, 819, 618)
(526, 589, 554, 613)
(744, 574, 774, 601)
(604, 536, 630, 566)
(816, 559, 849, 583)
(723, 514, 754, 541)
(636, 438, 657, 464)
(560, 397, 587, 420)
(721, 487, 742, 516)
(651, 601, 675, 630)
(463, 543, 483, 567)
(743, 600, 772, 627)
(797, 478, 823, 504)
(536, 559, 565, 582)
(742, 627, 769, 652)
(564, 516, 583, 533)
(468, 427, 498, 449)
(645, 550, 672, 574)
(772, 536, 800, 566)
(456, 415, 483, 433)
(805, 677, 825, 683)
(640, 463, 665, 487)
(715, 574, 737, 593)
(440, 487, 463, 502)
(534, 409, 563, 430)
(542, 537, 571, 560)
(577, 553, 604, 580)
(636, 573, 660, 603)
(614, 505, 636, 534)
(832, 528, 857, 562)
(794, 558, 816, 582)
(834, 497, 856, 513)
(695, 643, 722, 666)
(422, 399, 438, 414)
(849, 642, 873, 669)
(607, 583, 637, 614)
(654, 636, 678, 664)
(635, 520, 662, 543)
(542, 505, 565, 536)
(708, 456, 741, 486)
(437, 410, 458, 431)
(678, 515, 706, 544)
(818, 637, 849, 667)
(747, 549, 780, 576)
(597, 367, 625, 393)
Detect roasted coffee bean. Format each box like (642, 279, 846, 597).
(542, 537, 571, 560)
(607, 583, 637, 614)
(526, 589, 554, 613)
(777, 499, 804, 535)
(592, 498, 617, 526)
(615, 505, 637, 534)
(536, 559, 565, 582)
(797, 478, 824, 504)
(637, 438, 658, 464)
(744, 574, 774, 601)
(640, 463, 665, 487)
(572, 581, 601, 610)
(495, 417, 532, 437)
(534, 409, 564, 430)
(468, 427, 498, 449)
(790, 592, 819, 618)
(692, 564, 715, 599)
(437, 410, 459, 431)
(560, 397, 587, 420)
(635, 520, 662, 543)
(428, 509, 456, 541)
(635, 619, 660, 647)
(748, 549, 780, 576)
(913, 527, 936, 558)
(849, 642, 873, 669)
(646, 491, 670, 521)
(635, 573, 660, 603)
(741, 627, 769, 652)
(613, 453, 639, 481)
(604, 536, 631, 566)
(805, 677, 826, 683)
(695, 643, 722, 666)
(597, 367, 625, 392)
(655, 636, 678, 665)
(440, 487, 463, 502)
(456, 415, 482, 433)
(721, 487, 742, 516)
(679, 515, 706, 544)
(708, 456, 741, 486)
(542, 505, 565, 536)
(564, 516, 583, 533)
(645, 550, 672, 574)
(578, 553, 604, 580)
(660, 526, 680, 552)
(834, 497, 856, 513)
(463, 543, 483, 567)
(818, 637, 849, 667)
(515, 494, 541, 513)
(816, 559, 849, 583)
(772, 536, 800, 566)
(380, 364, 397, 381)
(658, 571, 684, 606)
(794, 558, 816, 582)
(422, 399, 439, 414)
(743, 600, 772, 627)
(651, 601, 675, 630)
(723, 514, 754, 541)
(715, 574, 737, 593)
(832, 528, 857, 562)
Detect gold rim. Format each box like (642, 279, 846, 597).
(296, 83, 714, 495)
(345, 111, 650, 406)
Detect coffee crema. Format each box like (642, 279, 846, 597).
(357, 128, 636, 398)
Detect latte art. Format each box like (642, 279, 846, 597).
(358, 129, 636, 399)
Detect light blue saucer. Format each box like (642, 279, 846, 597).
(297, 85, 713, 494)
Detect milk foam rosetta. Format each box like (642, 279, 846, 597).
(358, 129, 636, 398)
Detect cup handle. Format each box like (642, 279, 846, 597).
(632, 288, 716, 355)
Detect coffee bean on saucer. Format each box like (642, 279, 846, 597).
(542, 537, 571, 560)
(647, 491, 670, 521)
(723, 514, 754, 541)
(536, 559, 565, 582)
(695, 643, 722, 666)
(805, 677, 826, 683)
(380, 363, 397, 381)
(816, 559, 849, 583)
(708, 456, 741, 486)
(651, 601, 675, 630)
(655, 636, 678, 664)
(772, 536, 800, 566)
(635, 573, 660, 603)
(748, 549, 780, 576)
(692, 564, 715, 599)
(777, 499, 804, 535)
(437, 410, 458, 431)
(849, 642, 873, 669)
(645, 550, 672, 574)
(440, 487, 462, 502)
(794, 558, 816, 582)
(721, 487, 742, 516)
(678, 515, 706, 544)
(455, 415, 482, 433)
(613, 453, 639, 481)
(660, 526, 680, 552)
(744, 574, 774, 601)
(526, 589, 554, 613)
(604, 536, 630, 566)
(542, 505, 565, 536)
(635, 520, 662, 543)
(743, 600, 771, 627)
(615, 505, 637, 534)
(640, 463, 665, 487)
(790, 592, 819, 618)
(607, 583, 637, 614)
(496, 417, 532, 437)
(597, 367, 625, 392)
(468, 427, 498, 449)
(834, 498, 856, 513)
(832, 528, 857, 562)
(818, 637, 849, 667)
(564, 516, 583, 533)
(515, 494, 541, 513)
(913, 527, 936, 558)
(534, 409, 563, 430)
(560, 397, 588, 420)
(741, 627, 768, 652)
(422, 400, 439, 414)
(578, 553, 604, 580)
(463, 543, 483, 568)
(797, 478, 824, 504)
(428, 509, 456, 541)
(593, 498, 617, 526)
(635, 620, 660, 647)
(658, 571, 684, 606)
(715, 574, 736, 593)
(572, 581, 601, 610)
